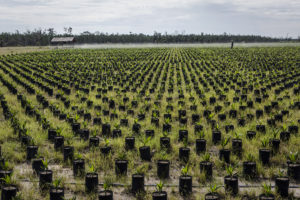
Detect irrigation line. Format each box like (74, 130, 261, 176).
(17, 179, 300, 189)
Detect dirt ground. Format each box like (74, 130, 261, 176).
(1, 42, 300, 56)
(0, 46, 51, 55)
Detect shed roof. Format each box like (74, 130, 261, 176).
(51, 37, 75, 43)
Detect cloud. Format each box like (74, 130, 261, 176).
(0, 0, 299, 37)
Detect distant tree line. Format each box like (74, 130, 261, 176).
(0, 28, 298, 47)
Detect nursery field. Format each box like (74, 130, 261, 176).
(0, 47, 299, 200)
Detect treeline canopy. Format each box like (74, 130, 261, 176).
(0, 29, 295, 47)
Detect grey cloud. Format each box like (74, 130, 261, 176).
(0, 0, 299, 38)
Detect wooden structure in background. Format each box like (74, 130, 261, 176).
(51, 37, 75, 46)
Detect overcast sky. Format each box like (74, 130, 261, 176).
(0, 0, 299, 38)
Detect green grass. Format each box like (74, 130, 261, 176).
(0, 47, 299, 199)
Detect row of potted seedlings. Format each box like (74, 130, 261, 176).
(0, 68, 300, 198)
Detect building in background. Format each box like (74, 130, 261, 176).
(50, 37, 75, 46)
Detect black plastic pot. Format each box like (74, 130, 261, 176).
(259, 149, 270, 165)
(192, 114, 200, 123)
(99, 190, 113, 200)
(120, 119, 128, 126)
(212, 131, 221, 144)
(127, 109, 134, 116)
(224, 176, 238, 195)
(243, 162, 256, 179)
(274, 114, 283, 122)
(232, 139, 242, 155)
(100, 146, 111, 156)
(131, 174, 144, 194)
(72, 123, 80, 134)
(179, 147, 190, 162)
(209, 97, 216, 104)
(48, 129, 57, 141)
(264, 105, 272, 114)
(179, 175, 192, 196)
(287, 163, 300, 181)
(20, 135, 31, 146)
(26, 145, 38, 160)
(281, 110, 289, 116)
(229, 110, 237, 118)
(145, 130, 154, 138)
(247, 114, 254, 121)
(246, 131, 256, 139)
(151, 117, 159, 126)
(32, 158, 43, 175)
(178, 130, 188, 142)
(89, 137, 100, 147)
(85, 172, 98, 192)
(256, 125, 266, 133)
(112, 129, 122, 138)
(269, 139, 280, 154)
(109, 100, 115, 109)
(163, 124, 171, 132)
(160, 137, 170, 149)
(54, 136, 64, 151)
(267, 119, 275, 127)
(218, 114, 226, 121)
(39, 170, 53, 189)
(256, 110, 264, 119)
(196, 139, 206, 154)
(205, 192, 219, 200)
(152, 191, 167, 200)
(179, 117, 187, 125)
(139, 146, 151, 161)
(80, 129, 90, 141)
(0, 170, 12, 185)
(288, 125, 298, 134)
(73, 159, 85, 176)
(20, 135, 32, 146)
(280, 131, 290, 141)
(132, 123, 141, 133)
(110, 113, 118, 120)
(63, 146, 74, 161)
(125, 137, 135, 150)
(275, 177, 289, 197)
(93, 117, 102, 125)
(1, 185, 17, 200)
(210, 120, 217, 129)
(219, 149, 230, 163)
(119, 105, 126, 111)
(238, 118, 246, 127)
(67, 117, 74, 124)
(50, 187, 64, 200)
(59, 114, 67, 120)
(247, 101, 253, 108)
(225, 125, 234, 133)
(200, 161, 212, 178)
(178, 110, 186, 118)
(115, 160, 128, 176)
(194, 125, 203, 133)
(102, 123, 111, 136)
(157, 160, 170, 179)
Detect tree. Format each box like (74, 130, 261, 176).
(0, 29, 282, 47)
(68, 27, 73, 35)
(47, 28, 55, 36)
(63, 27, 73, 36)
